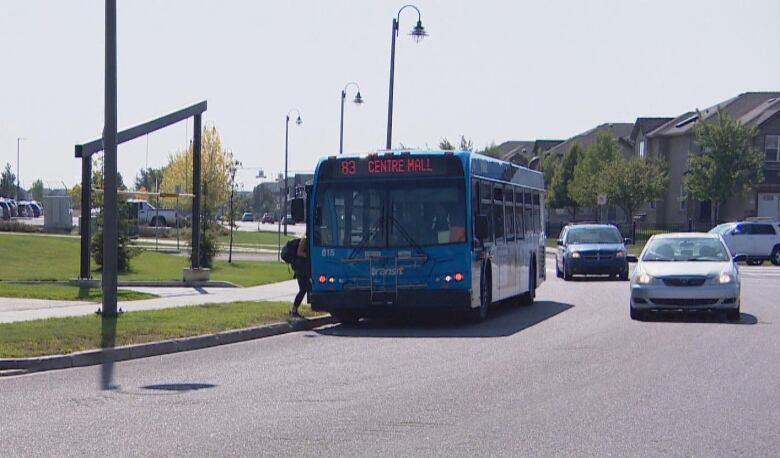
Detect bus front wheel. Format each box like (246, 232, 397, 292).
(468, 270, 491, 323)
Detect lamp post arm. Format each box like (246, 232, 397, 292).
(395, 5, 422, 33)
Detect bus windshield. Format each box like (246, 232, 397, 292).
(314, 179, 466, 248)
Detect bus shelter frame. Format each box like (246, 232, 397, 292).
(74, 100, 207, 279)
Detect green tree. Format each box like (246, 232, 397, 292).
(30, 179, 45, 201)
(90, 154, 137, 273)
(438, 138, 455, 150)
(540, 152, 561, 185)
(69, 183, 82, 210)
(570, 131, 622, 208)
(0, 163, 16, 198)
(478, 142, 502, 158)
(134, 167, 166, 192)
(458, 135, 474, 151)
(685, 109, 764, 224)
(602, 157, 667, 223)
(547, 145, 582, 219)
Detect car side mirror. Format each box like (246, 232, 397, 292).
(626, 255, 638, 263)
(556, 239, 563, 246)
(291, 198, 305, 223)
(624, 237, 632, 245)
(475, 214, 489, 240)
(732, 254, 747, 263)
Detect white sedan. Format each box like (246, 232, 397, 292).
(630, 233, 743, 321)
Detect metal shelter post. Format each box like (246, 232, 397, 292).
(79, 157, 92, 279)
(191, 114, 202, 269)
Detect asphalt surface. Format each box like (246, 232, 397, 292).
(2, 256, 779, 457)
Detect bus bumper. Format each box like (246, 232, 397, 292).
(311, 289, 472, 312)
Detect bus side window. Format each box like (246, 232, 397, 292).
(479, 181, 493, 244)
(524, 190, 533, 238)
(493, 184, 504, 243)
(515, 188, 524, 239)
(505, 184, 515, 242)
(532, 192, 540, 234)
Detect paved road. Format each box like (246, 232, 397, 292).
(2, 258, 779, 456)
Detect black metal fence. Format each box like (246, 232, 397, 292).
(546, 220, 715, 247)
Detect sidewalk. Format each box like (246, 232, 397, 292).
(0, 280, 300, 324)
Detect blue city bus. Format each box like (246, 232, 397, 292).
(303, 150, 546, 323)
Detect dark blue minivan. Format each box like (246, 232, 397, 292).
(555, 224, 629, 281)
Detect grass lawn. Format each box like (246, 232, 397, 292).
(0, 233, 292, 287)
(0, 301, 319, 358)
(0, 284, 156, 302)
(217, 230, 294, 246)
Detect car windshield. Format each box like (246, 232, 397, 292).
(314, 179, 466, 248)
(565, 227, 622, 244)
(642, 237, 729, 262)
(708, 223, 732, 235)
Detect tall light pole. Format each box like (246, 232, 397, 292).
(284, 109, 302, 236)
(386, 4, 427, 150)
(102, 0, 119, 316)
(16, 137, 26, 201)
(340, 82, 364, 155)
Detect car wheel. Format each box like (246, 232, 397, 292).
(630, 306, 645, 321)
(771, 246, 780, 266)
(555, 259, 563, 278)
(746, 258, 763, 266)
(619, 269, 629, 281)
(562, 260, 572, 281)
(726, 308, 741, 322)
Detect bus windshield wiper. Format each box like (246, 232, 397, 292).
(387, 208, 427, 261)
(347, 206, 385, 260)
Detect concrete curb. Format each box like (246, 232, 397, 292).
(67, 279, 240, 288)
(0, 315, 335, 375)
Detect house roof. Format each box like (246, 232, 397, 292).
(630, 117, 673, 141)
(544, 122, 634, 157)
(498, 140, 563, 164)
(648, 92, 780, 137)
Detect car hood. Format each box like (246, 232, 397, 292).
(568, 243, 625, 252)
(639, 261, 731, 278)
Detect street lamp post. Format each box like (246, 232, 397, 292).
(386, 4, 427, 150)
(340, 82, 364, 155)
(16, 137, 26, 201)
(284, 109, 302, 236)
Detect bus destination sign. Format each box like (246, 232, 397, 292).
(322, 155, 463, 179)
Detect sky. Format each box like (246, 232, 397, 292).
(1, 0, 779, 192)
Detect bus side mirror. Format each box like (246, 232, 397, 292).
(291, 198, 305, 223)
(475, 214, 489, 240)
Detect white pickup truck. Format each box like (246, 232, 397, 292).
(127, 199, 181, 227)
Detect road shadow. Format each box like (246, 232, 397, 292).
(142, 383, 217, 392)
(315, 300, 574, 338)
(641, 311, 758, 325)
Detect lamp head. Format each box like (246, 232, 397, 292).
(410, 20, 427, 43)
(295, 116, 303, 126)
(353, 91, 364, 105)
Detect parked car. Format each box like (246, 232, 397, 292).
(261, 212, 275, 224)
(241, 212, 254, 222)
(16, 203, 32, 217)
(7, 199, 18, 217)
(555, 223, 630, 280)
(709, 220, 780, 266)
(27, 201, 42, 217)
(630, 233, 742, 321)
(0, 201, 10, 219)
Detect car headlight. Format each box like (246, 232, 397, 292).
(570, 251, 581, 259)
(714, 272, 735, 284)
(636, 272, 656, 285)
(616, 250, 626, 258)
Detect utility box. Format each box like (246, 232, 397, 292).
(43, 196, 73, 231)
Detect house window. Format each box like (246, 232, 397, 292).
(679, 183, 687, 211)
(765, 135, 780, 162)
(639, 140, 645, 158)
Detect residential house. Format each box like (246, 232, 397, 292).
(638, 92, 780, 226)
(498, 140, 563, 166)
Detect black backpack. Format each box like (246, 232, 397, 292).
(281, 238, 301, 264)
